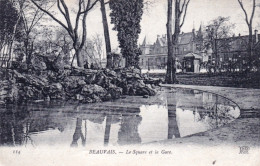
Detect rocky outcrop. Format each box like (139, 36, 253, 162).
(0, 67, 161, 105)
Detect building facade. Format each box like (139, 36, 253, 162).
(139, 27, 206, 73)
(214, 30, 260, 71)
(139, 28, 260, 73)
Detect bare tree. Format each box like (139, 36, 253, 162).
(237, 0, 256, 67)
(165, 0, 191, 84)
(20, 0, 51, 66)
(54, 28, 74, 65)
(92, 34, 103, 67)
(31, 0, 99, 67)
(205, 16, 235, 68)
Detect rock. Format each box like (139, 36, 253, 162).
(71, 67, 97, 76)
(94, 71, 109, 87)
(53, 56, 65, 72)
(44, 83, 65, 100)
(75, 94, 85, 101)
(32, 56, 47, 71)
(0, 66, 158, 105)
(56, 69, 71, 81)
(15, 62, 28, 73)
(136, 86, 156, 96)
(0, 80, 19, 104)
(62, 76, 86, 91)
(144, 78, 162, 86)
(104, 69, 117, 77)
(103, 93, 112, 101)
(13, 70, 49, 89)
(91, 95, 102, 103)
(85, 73, 97, 84)
(22, 85, 44, 100)
(81, 84, 107, 99)
(107, 84, 122, 99)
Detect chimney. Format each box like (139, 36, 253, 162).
(255, 29, 258, 43)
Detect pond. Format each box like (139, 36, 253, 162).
(0, 87, 240, 148)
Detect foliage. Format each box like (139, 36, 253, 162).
(0, 0, 25, 68)
(0, 0, 19, 44)
(109, 0, 144, 68)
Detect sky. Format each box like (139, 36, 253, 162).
(50, 0, 260, 50)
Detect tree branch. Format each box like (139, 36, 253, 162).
(30, 0, 71, 36)
(237, 0, 250, 26)
(180, 0, 190, 28)
(57, 0, 67, 19)
(73, 0, 83, 44)
(59, 0, 74, 32)
(249, 0, 256, 25)
(180, 0, 187, 14)
(80, 0, 99, 14)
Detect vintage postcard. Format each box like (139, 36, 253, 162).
(0, 0, 259, 165)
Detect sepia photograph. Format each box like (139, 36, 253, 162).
(0, 0, 259, 165)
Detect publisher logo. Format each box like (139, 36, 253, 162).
(239, 146, 250, 154)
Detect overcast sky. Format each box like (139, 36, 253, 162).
(60, 0, 260, 50)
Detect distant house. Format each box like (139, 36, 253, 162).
(139, 27, 260, 73)
(215, 30, 260, 69)
(139, 26, 205, 73)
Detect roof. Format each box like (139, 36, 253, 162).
(184, 53, 202, 59)
(155, 36, 167, 46)
(142, 36, 147, 45)
(216, 34, 260, 52)
(178, 32, 194, 45)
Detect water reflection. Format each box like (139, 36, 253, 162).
(0, 88, 240, 147)
(71, 118, 86, 147)
(118, 114, 142, 145)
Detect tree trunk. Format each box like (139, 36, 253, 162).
(100, 0, 112, 69)
(75, 48, 84, 67)
(248, 26, 253, 65)
(165, 0, 175, 84)
(25, 38, 31, 66)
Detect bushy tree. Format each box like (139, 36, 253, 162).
(109, 0, 144, 68)
(0, 0, 19, 46)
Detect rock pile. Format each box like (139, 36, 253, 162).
(0, 67, 162, 105)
